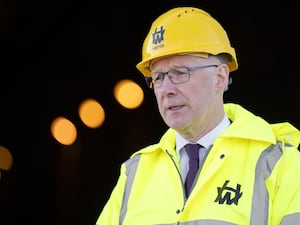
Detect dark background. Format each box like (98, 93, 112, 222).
(0, 0, 299, 225)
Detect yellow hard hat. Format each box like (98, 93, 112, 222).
(136, 7, 238, 76)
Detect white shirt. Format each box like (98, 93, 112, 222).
(176, 114, 231, 182)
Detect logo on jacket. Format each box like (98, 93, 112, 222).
(214, 180, 243, 205)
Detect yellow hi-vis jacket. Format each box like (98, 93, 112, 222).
(96, 103, 300, 225)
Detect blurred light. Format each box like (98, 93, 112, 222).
(78, 98, 105, 128)
(114, 79, 144, 109)
(0, 145, 13, 171)
(51, 116, 77, 145)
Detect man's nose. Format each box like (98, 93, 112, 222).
(159, 75, 177, 92)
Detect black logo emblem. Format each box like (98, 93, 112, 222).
(214, 180, 243, 205)
(152, 26, 165, 45)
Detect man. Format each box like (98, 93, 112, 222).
(96, 6, 300, 225)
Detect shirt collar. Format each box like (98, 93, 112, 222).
(176, 114, 231, 155)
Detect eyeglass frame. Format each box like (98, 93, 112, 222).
(145, 64, 219, 89)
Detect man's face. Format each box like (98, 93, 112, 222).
(151, 54, 229, 136)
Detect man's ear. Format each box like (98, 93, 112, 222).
(216, 64, 230, 91)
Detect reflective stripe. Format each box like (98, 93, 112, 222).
(156, 220, 236, 225)
(120, 155, 141, 224)
(250, 142, 283, 225)
(182, 221, 236, 225)
(280, 212, 300, 225)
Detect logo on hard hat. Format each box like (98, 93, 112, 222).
(152, 26, 165, 50)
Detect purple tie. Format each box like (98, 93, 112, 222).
(185, 143, 200, 196)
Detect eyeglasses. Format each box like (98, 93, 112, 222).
(145, 64, 219, 89)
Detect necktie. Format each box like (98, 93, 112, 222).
(185, 143, 200, 196)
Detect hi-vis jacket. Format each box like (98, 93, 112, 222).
(96, 103, 300, 225)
